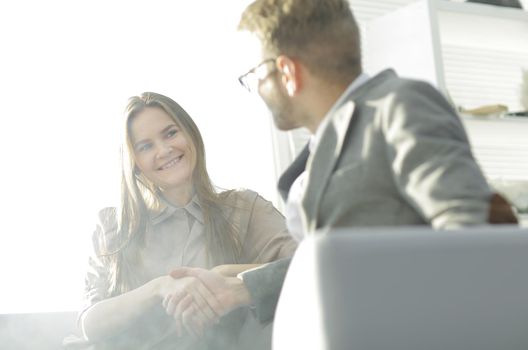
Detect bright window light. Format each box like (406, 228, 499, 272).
(0, 0, 275, 313)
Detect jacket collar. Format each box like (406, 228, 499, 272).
(303, 69, 397, 231)
(301, 99, 356, 232)
(277, 69, 397, 201)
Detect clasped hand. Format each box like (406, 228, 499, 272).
(159, 268, 238, 338)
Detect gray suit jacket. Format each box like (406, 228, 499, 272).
(303, 69, 491, 231)
(242, 69, 492, 323)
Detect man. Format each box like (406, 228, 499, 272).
(167, 0, 517, 336)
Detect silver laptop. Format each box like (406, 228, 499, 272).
(274, 226, 528, 350)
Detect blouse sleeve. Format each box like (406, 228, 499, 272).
(235, 190, 298, 264)
(80, 208, 116, 316)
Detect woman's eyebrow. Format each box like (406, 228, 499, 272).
(160, 124, 177, 134)
(134, 124, 177, 146)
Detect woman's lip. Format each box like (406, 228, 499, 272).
(158, 155, 184, 170)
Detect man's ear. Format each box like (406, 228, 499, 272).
(276, 55, 301, 97)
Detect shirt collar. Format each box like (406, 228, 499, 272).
(151, 194, 204, 225)
(310, 73, 370, 152)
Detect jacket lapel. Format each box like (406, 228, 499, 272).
(276, 69, 397, 233)
(277, 144, 310, 202)
(299, 69, 397, 233)
(301, 100, 356, 233)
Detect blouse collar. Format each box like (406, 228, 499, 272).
(151, 193, 204, 225)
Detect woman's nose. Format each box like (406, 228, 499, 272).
(156, 143, 173, 158)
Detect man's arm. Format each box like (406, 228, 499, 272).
(168, 257, 292, 333)
(383, 80, 496, 228)
(238, 257, 292, 324)
(212, 264, 263, 277)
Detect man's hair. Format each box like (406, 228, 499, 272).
(238, 0, 362, 84)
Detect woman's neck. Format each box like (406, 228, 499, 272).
(161, 184, 194, 207)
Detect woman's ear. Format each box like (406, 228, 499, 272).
(276, 55, 301, 97)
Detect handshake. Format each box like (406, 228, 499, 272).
(157, 267, 252, 338)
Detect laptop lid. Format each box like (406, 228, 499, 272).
(274, 226, 528, 350)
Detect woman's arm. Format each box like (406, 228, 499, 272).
(211, 264, 263, 277)
(240, 192, 298, 262)
(82, 275, 221, 342)
(81, 209, 173, 342)
(80, 275, 169, 342)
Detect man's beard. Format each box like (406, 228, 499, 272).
(266, 89, 298, 131)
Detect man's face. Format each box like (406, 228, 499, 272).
(257, 69, 302, 131)
(238, 34, 305, 131)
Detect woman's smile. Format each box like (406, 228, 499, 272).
(131, 107, 195, 196)
(158, 154, 184, 171)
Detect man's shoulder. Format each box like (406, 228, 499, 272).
(365, 69, 437, 97)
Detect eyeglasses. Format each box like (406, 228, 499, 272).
(238, 58, 277, 92)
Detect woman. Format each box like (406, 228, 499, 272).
(75, 92, 297, 349)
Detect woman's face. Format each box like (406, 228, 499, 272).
(130, 107, 195, 193)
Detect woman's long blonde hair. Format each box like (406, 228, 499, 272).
(105, 92, 241, 295)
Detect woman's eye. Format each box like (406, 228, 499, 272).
(167, 129, 178, 138)
(136, 143, 152, 152)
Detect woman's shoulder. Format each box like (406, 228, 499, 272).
(217, 189, 282, 219)
(92, 207, 119, 253)
(96, 207, 118, 232)
(218, 188, 259, 207)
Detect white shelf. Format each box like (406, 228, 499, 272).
(435, 0, 528, 21)
(365, 0, 528, 111)
(365, 0, 447, 90)
(461, 116, 528, 181)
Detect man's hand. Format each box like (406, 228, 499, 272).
(157, 275, 221, 338)
(166, 267, 252, 337)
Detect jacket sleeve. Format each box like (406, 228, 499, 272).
(239, 257, 292, 324)
(382, 80, 493, 229)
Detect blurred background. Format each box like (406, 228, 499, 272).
(0, 0, 527, 316)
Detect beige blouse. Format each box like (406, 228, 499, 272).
(82, 189, 297, 350)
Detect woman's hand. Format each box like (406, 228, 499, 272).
(157, 275, 223, 338)
(211, 264, 262, 277)
(166, 268, 251, 336)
